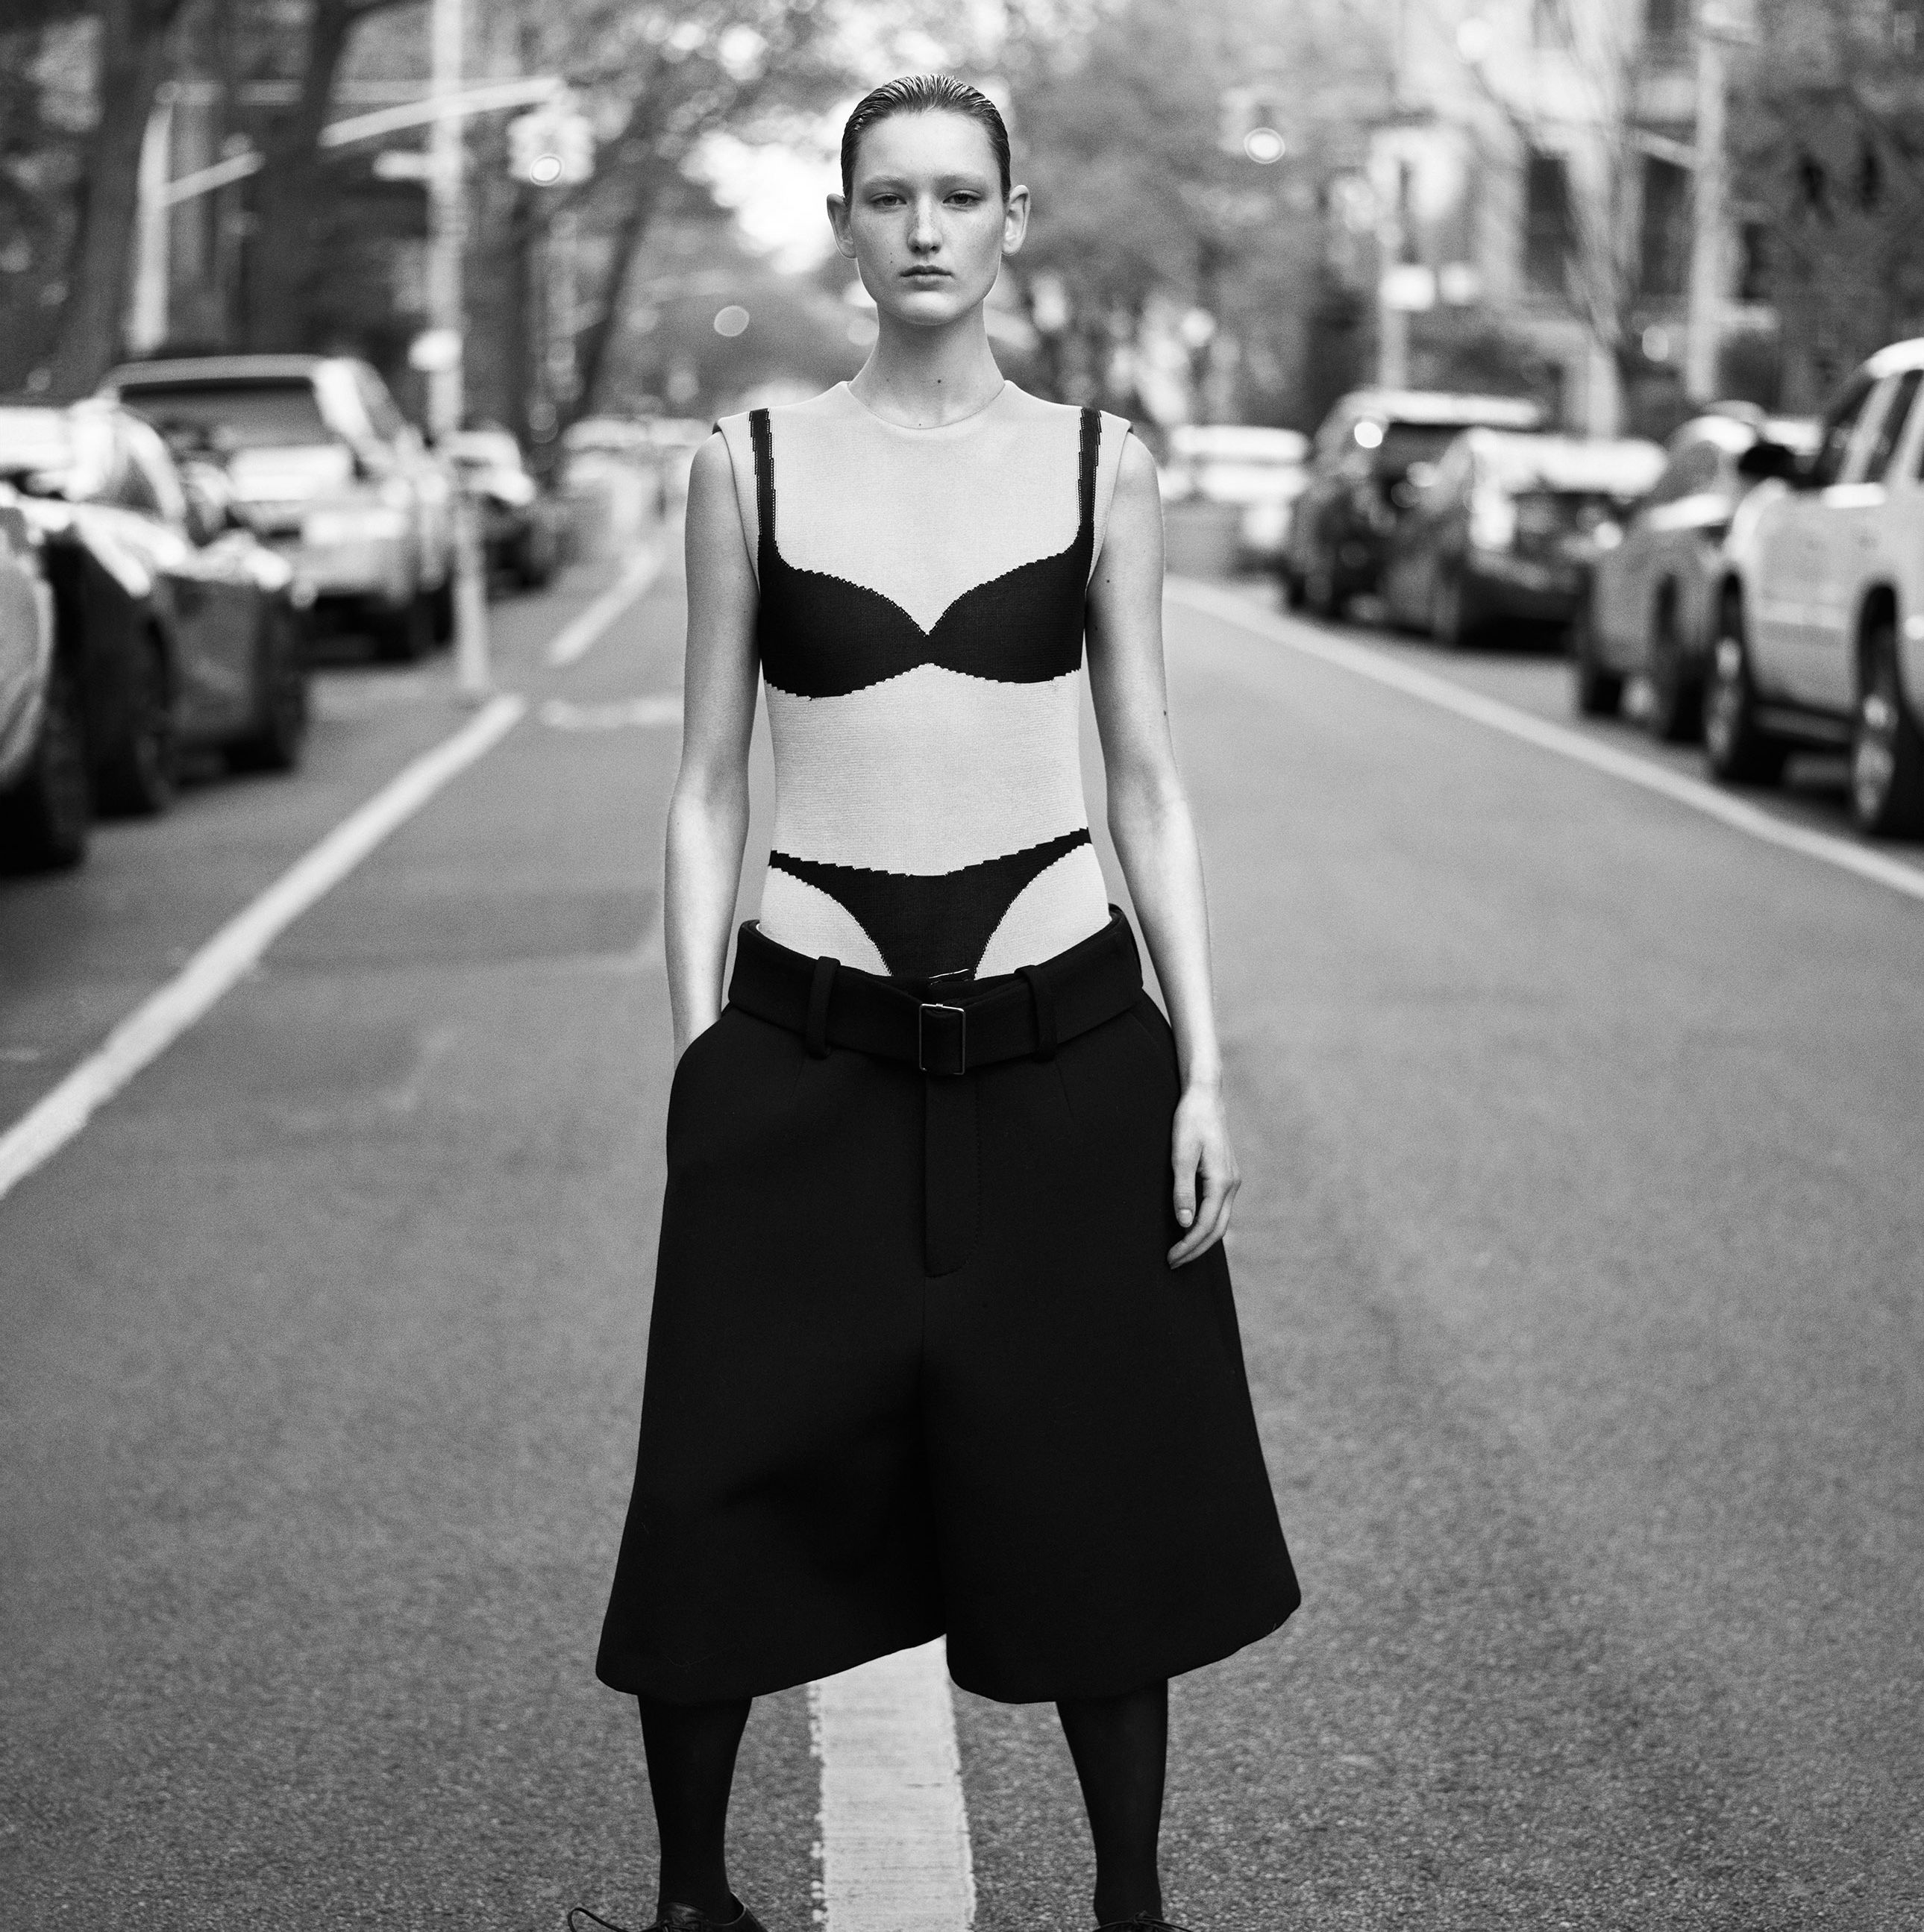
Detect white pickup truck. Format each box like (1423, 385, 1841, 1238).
(1708, 338, 1924, 837)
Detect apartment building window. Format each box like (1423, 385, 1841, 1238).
(1524, 150, 1576, 294)
(1640, 156, 1691, 298)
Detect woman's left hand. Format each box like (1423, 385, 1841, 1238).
(1169, 1082, 1240, 1267)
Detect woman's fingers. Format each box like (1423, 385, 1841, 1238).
(1169, 1123, 1239, 1267)
(1171, 1123, 1200, 1232)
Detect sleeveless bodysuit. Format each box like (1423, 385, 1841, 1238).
(717, 381, 1130, 983)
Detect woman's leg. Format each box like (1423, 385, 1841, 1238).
(637, 1692, 753, 1922)
(1056, 1679, 1169, 1925)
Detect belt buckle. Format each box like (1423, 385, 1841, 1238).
(917, 1002, 968, 1076)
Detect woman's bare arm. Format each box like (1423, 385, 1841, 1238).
(664, 433, 759, 1060)
(1085, 433, 1239, 1267)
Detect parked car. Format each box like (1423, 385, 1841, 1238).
(1705, 337, 1924, 836)
(99, 354, 454, 661)
(0, 485, 88, 868)
(0, 399, 311, 814)
(1382, 430, 1664, 646)
(1282, 389, 1544, 618)
(443, 427, 563, 589)
(1158, 424, 1310, 570)
(1573, 409, 1818, 738)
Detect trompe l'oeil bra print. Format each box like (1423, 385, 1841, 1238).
(749, 405, 1100, 701)
(748, 398, 1108, 981)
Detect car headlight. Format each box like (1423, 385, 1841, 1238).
(301, 506, 410, 546)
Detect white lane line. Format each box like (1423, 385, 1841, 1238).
(1170, 577, 1924, 909)
(545, 546, 665, 668)
(810, 1640, 975, 1932)
(0, 693, 526, 1205)
(537, 694, 681, 730)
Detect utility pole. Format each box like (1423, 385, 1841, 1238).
(1685, 0, 1746, 404)
(128, 95, 175, 354)
(427, 0, 466, 440)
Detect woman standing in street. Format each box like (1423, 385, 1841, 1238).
(586, 74, 1297, 1932)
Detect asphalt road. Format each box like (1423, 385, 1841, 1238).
(2, 556, 1920, 1931)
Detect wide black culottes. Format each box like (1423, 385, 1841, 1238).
(595, 951, 1299, 1706)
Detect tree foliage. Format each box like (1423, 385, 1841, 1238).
(1732, 0, 1924, 407)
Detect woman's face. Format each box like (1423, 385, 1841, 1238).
(830, 110, 1028, 329)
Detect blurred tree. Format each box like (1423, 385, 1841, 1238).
(0, 15, 96, 390)
(25, 0, 195, 395)
(1002, 0, 1384, 430)
(245, 0, 425, 351)
(517, 0, 847, 433)
(1731, 0, 1924, 409)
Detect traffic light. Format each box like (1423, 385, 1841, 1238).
(509, 101, 594, 186)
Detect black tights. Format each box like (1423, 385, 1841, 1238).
(636, 1678, 1168, 1928)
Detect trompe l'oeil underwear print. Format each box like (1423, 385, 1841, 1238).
(749, 404, 1104, 982)
(766, 829, 1094, 982)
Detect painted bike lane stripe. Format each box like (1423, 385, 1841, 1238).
(810, 1640, 976, 1932)
(0, 694, 526, 1205)
(0, 544, 671, 1207)
(546, 547, 665, 667)
(1170, 577, 1924, 910)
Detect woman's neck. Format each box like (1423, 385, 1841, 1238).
(848, 309, 1006, 428)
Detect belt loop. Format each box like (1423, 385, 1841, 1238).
(1018, 964, 1057, 1061)
(805, 956, 838, 1058)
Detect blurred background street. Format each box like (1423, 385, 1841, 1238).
(4, 0, 1924, 1926)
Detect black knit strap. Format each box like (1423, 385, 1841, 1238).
(1018, 962, 1058, 1061)
(747, 407, 776, 574)
(1077, 404, 1100, 545)
(804, 955, 838, 1058)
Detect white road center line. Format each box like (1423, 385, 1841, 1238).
(0, 693, 525, 1205)
(545, 546, 665, 668)
(1170, 577, 1924, 909)
(810, 1640, 976, 1932)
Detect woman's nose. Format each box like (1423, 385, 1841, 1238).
(909, 195, 940, 248)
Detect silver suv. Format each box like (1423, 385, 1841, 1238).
(100, 355, 454, 661)
(1710, 339, 1924, 836)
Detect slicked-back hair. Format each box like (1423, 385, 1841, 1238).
(839, 74, 1012, 204)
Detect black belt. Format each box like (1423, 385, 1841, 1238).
(727, 907, 1144, 1276)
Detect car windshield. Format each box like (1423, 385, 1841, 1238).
(1373, 422, 1464, 478)
(112, 380, 333, 451)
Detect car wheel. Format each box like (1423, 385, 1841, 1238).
(375, 593, 434, 663)
(428, 572, 456, 644)
(1431, 568, 1476, 650)
(230, 606, 310, 774)
(1646, 598, 1701, 743)
(1702, 601, 1786, 786)
(1850, 619, 1924, 838)
(0, 659, 91, 871)
(97, 629, 177, 817)
(1570, 600, 1623, 716)
(1306, 562, 1343, 622)
(1279, 565, 1306, 611)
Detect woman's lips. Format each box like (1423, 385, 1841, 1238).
(902, 268, 950, 279)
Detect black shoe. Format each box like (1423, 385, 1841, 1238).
(1094, 1918, 1199, 1932)
(568, 1901, 769, 1932)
